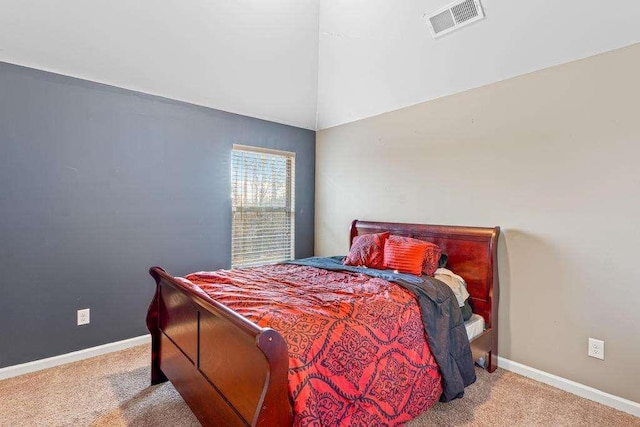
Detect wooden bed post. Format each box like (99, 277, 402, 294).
(487, 227, 500, 373)
(147, 267, 168, 385)
(349, 219, 358, 248)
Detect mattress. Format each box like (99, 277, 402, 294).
(465, 313, 485, 340)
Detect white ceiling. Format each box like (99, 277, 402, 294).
(0, 0, 320, 130)
(317, 0, 640, 129)
(1, 1, 639, 131)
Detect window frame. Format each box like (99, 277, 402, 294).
(231, 144, 296, 268)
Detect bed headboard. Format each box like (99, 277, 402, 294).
(349, 220, 500, 328)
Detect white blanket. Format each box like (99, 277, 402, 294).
(434, 268, 470, 307)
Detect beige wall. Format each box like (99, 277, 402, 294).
(316, 43, 640, 403)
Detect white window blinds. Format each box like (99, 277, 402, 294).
(231, 145, 295, 268)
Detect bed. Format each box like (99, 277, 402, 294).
(146, 220, 500, 426)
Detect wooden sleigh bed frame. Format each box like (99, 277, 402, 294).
(146, 220, 500, 426)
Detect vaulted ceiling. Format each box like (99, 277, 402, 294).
(1, 0, 639, 130)
(0, 0, 319, 129)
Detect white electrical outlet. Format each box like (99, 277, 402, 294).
(77, 308, 90, 326)
(588, 338, 604, 360)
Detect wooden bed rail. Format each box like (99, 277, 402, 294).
(147, 267, 293, 426)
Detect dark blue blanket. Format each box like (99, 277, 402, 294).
(288, 256, 476, 402)
(288, 256, 426, 284)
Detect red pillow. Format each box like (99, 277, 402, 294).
(383, 235, 430, 275)
(343, 232, 390, 269)
(422, 243, 442, 276)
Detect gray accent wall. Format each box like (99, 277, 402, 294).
(0, 62, 315, 368)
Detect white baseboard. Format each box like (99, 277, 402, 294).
(0, 335, 151, 381)
(497, 356, 640, 418)
(2, 340, 638, 418)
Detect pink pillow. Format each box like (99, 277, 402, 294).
(343, 232, 390, 269)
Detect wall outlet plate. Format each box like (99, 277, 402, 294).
(588, 338, 604, 360)
(77, 308, 90, 326)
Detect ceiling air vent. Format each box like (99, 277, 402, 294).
(424, 0, 485, 38)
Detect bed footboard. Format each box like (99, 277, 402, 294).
(146, 267, 293, 427)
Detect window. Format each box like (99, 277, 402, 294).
(231, 145, 295, 268)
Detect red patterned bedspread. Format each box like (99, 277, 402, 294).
(185, 264, 442, 426)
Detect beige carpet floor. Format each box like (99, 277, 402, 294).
(0, 344, 638, 427)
